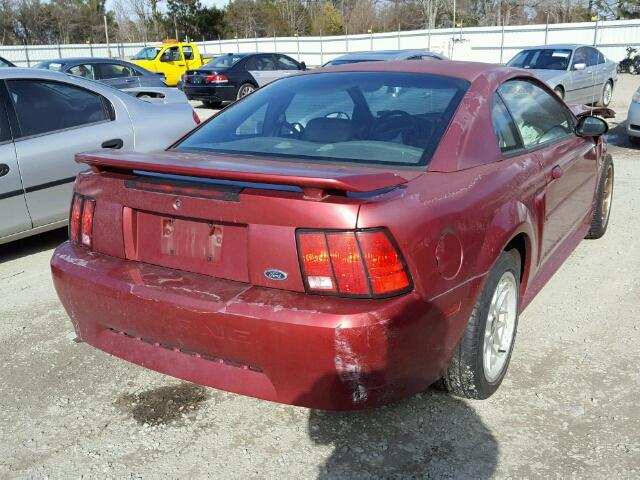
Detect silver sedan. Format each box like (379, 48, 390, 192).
(507, 44, 617, 107)
(0, 68, 200, 245)
(628, 86, 640, 144)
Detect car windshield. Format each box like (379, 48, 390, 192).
(175, 72, 469, 167)
(507, 49, 572, 70)
(35, 62, 65, 71)
(203, 54, 245, 69)
(131, 47, 161, 60)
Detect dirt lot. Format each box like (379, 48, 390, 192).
(1, 76, 639, 479)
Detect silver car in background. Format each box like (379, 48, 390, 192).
(507, 44, 617, 107)
(323, 49, 446, 66)
(35, 57, 167, 90)
(0, 68, 199, 245)
(628, 85, 640, 145)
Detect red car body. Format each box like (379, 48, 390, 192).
(51, 61, 610, 409)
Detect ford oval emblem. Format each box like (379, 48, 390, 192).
(264, 269, 288, 281)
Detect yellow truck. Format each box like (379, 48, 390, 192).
(130, 40, 213, 87)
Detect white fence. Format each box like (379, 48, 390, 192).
(2, 19, 640, 67)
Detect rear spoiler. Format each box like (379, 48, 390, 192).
(76, 151, 409, 197)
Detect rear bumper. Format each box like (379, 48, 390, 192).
(51, 242, 480, 410)
(184, 84, 236, 102)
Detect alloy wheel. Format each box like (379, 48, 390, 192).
(483, 271, 518, 383)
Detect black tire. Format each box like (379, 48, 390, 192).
(237, 83, 256, 100)
(596, 80, 613, 107)
(442, 250, 521, 400)
(553, 86, 565, 100)
(203, 100, 222, 109)
(629, 136, 640, 146)
(586, 155, 614, 239)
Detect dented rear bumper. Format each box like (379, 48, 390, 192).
(51, 242, 479, 410)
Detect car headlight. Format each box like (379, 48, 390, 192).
(633, 90, 640, 104)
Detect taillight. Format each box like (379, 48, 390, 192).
(192, 110, 201, 124)
(205, 73, 228, 84)
(297, 229, 411, 298)
(183, 74, 189, 83)
(69, 194, 96, 249)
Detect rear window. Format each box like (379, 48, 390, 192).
(175, 72, 469, 167)
(204, 54, 245, 69)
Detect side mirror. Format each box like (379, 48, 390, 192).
(573, 62, 586, 71)
(300, 61, 307, 70)
(576, 116, 608, 137)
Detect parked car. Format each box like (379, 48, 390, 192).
(35, 57, 166, 89)
(52, 61, 613, 410)
(130, 40, 214, 86)
(507, 44, 617, 106)
(323, 49, 446, 66)
(617, 46, 639, 74)
(0, 56, 16, 68)
(182, 52, 306, 108)
(628, 85, 640, 144)
(0, 68, 200, 245)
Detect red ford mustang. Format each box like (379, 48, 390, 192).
(51, 61, 614, 410)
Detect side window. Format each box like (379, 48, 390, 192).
(598, 51, 605, 65)
(572, 48, 588, 69)
(68, 64, 96, 80)
(276, 55, 300, 70)
(245, 56, 275, 71)
(498, 80, 573, 148)
(182, 46, 194, 60)
(0, 103, 11, 143)
(99, 63, 135, 79)
(7, 80, 110, 137)
(491, 95, 521, 152)
(586, 47, 599, 67)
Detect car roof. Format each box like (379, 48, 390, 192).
(313, 59, 516, 83)
(37, 57, 139, 65)
(519, 44, 592, 51)
(330, 49, 442, 61)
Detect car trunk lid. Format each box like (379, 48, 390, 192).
(75, 150, 414, 292)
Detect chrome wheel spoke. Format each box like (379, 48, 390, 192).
(483, 271, 518, 382)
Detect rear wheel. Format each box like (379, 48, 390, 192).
(237, 83, 256, 100)
(596, 80, 613, 107)
(442, 251, 520, 399)
(586, 155, 614, 239)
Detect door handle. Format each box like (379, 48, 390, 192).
(177, 63, 185, 66)
(0, 163, 9, 177)
(551, 165, 563, 180)
(101, 138, 124, 149)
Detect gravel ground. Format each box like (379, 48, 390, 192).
(1, 76, 639, 479)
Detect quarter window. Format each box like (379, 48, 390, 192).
(7, 80, 110, 137)
(491, 95, 520, 152)
(498, 80, 573, 148)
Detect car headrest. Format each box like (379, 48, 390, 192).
(302, 117, 353, 143)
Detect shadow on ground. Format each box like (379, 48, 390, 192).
(0, 228, 67, 263)
(306, 388, 497, 479)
